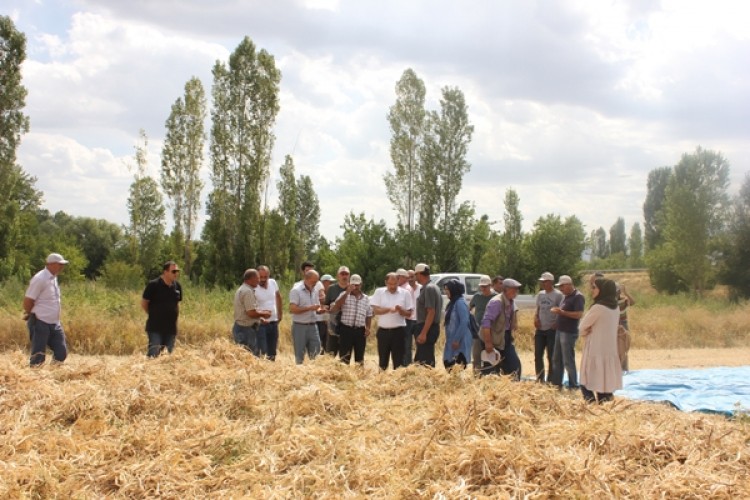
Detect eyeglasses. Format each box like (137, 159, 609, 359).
(340, 272, 350, 276)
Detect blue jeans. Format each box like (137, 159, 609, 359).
(27, 315, 68, 366)
(292, 323, 320, 364)
(232, 322, 258, 353)
(551, 330, 579, 388)
(259, 321, 278, 360)
(147, 331, 176, 358)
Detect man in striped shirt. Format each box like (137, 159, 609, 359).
(331, 273, 372, 366)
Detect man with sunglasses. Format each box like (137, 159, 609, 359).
(141, 260, 183, 357)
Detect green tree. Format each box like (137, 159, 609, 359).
(203, 37, 281, 287)
(628, 222, 644, 267)
(523, 214, 586, 288)
(161, 76, 206, 277)
(296, 174, 320, 262)
(609, 217, 627, 256)
(469, 214, 494, 273)
(643, 166, 671, 251)
(275, 154, 298, 272)
(499, 188, 523, 277)
(590, 227, 608, 259)
(127, 131, 166, 278)
(0, 16, 42, 280)
(721, 173, 750, 299)
(661, 147, 730, 294)
(336, 213, 399, 290)
(385, 68, 426, 232)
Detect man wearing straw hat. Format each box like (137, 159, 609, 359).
(23, 253, 70, 366)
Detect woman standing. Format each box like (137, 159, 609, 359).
(578, 278, 623, 402)
(443, 280, 473, 369)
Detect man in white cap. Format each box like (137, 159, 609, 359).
(413, 263, 443, 367)
(534, 272, 563, 383)
(397, 268, 418, 366)
(316, 274, 335, 353)
(23, 253, 70, 366)
(331, 273, 372, 365)
(480, 278, 523, 379)
(470, 275, 496, 371)
(550, 275, 585, 389)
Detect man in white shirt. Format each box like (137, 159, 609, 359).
(255, 265, 283, 360)
(23, 253, 69, 366)
(371, 272, 413, 370)
(402, 268, 422, 366)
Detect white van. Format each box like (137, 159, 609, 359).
(429, 273, 535, 310)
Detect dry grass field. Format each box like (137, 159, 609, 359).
(1, 341, 749, 498)
(2, 271, 749, 497)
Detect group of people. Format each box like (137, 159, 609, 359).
(23, 253, 633, 403)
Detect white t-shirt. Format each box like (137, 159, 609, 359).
(370, 286, 412, 329)
(25, 268, 62, 324)
(402, 283, 421, 321)
(254, 278, 280, 321)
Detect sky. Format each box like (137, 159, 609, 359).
(6, 0, 750, 242)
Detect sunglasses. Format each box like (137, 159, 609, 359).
(171, 270, 181, 274)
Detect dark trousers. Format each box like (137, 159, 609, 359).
(376, 326, 406, 370)
(259, 321, 279, 360)
(413, 322, 439, 368)
(534, 328, 556, 382)
(480, 330, 521, 380)
(147, 331, 176, 358)
(317, 321, 328, 354)
(27, 315, 68, 366)
(403, 319, 415, 366)
(339, 324, 367, 365)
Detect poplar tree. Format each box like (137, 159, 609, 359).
(127, 131, 165, 278)
(609, 217, 627, 256)
(0, 16, 41, 280)
(203, 37, 281, 286)
(161, 77, 206, 276)
(628, 222, 644, 267)
(385, 69, 426, 232)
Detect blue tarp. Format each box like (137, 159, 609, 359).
(615, 366, 750, 415)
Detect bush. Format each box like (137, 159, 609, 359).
(99, 260, 144, 290)
(645, 245, 687, 294)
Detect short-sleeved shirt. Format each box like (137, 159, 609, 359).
(536, 289, 564, 330)
(557, 289, 585, 334)
(325, 283, 346, 306)
(289, 281, 320, 323)
(254, 279, 280, 321)
(234, 283, 260, 326)
(370, 287, 412, 328)
(469, 291, 496, 324)
(336, 291, 372, 328)
(142, 277, 182, 335)
(417, 282, 442, 325)
(25, 268, 62, 324)
(403, 282, 421, 321)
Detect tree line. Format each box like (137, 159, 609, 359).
(1, 16, 748, 297)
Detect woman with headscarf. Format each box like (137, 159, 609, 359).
(578, 278, 623, 402)
(443, 279, 473, 369)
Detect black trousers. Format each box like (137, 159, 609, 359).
(376, 326, 406, 370)
(413, 322, 439, 368)
(534, 328, 556, 382)
(338, 324, 367, 365)
(317, 320, 328, 354)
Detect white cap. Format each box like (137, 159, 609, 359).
(396, 268, 409, 277)
(46, 253, 69, 265)
(481, 348, 502, 367)
(414, 263, 430, 274)
(350, 274, 363, 285)
(556, 275, 573, 286)
(479, 275, 492, 286)
(538, 272, 554, 281)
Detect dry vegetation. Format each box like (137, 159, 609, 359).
(2, 271, 750, 496)
(1, 340, 749, 498)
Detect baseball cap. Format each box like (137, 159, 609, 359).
(538, 272, 554, 281)
(479, 275, 492, 286)
(320, 274, 334, 282)
(350, 274, 363, 285)
(414, 263, 430, 274)
(502, 278, 522, 289)
(337, 266, 350, 275)
(396, 268, 409, 277)
(480, 348, 502, 367)
(46, 253, 69, 265)
(556, 275, 573, 286)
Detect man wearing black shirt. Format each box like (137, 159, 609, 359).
(324, 265, 350, 355)
(141, 261, 182, 357)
